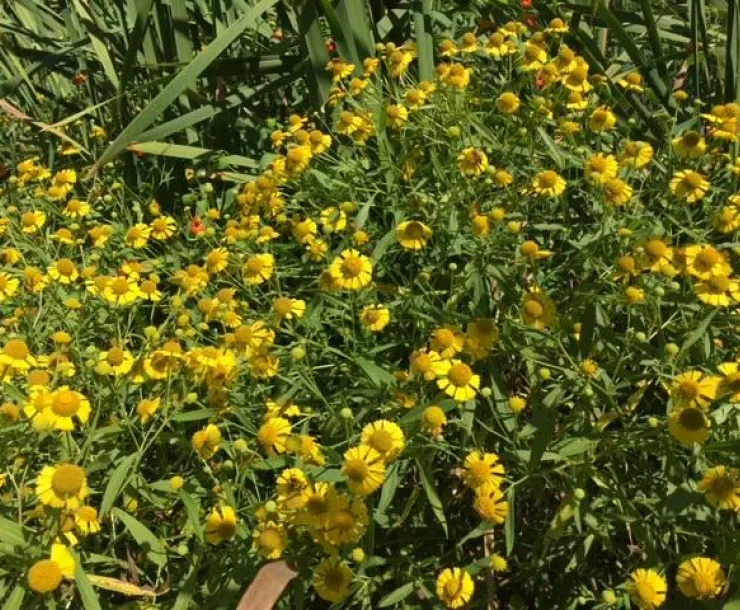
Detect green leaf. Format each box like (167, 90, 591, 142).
(378, 582, 415, 607)
(112, 508, 167, 567)
(127, 141, 212, 160)
(505, 486, 516, 555)
(416, 459, 447, 536)
(413, 0, 434, 81)
(85, 0, 280, 178)
(99, 453, 137, 518)
(375, 461, 401, 527)
(173, 408, 217, 422)
(1, 586, 24, 610)
(294, 0, 332, 105)
(0, 517, 25, 549)
(355, 356, 396, 387)
(680, 310, 717, 355)
(178, 490, 204, 543)
(74, 552, 103, 610)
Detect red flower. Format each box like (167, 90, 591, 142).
(272, 29, 284, 41)
(72, 73, 87, 86)
(191, 216, 206, 236)
(521, 0, 533, 8)
(325, 40, 337, 54)
(525, 14, 538, 27)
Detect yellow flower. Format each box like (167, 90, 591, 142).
(618, 140, 654, 168)
(342, 445, 386, 495)
(326, 57, 355, 82)
(386, 104, 409, 129)
(360, 304, 390, 332)
(669, 169, 709, 203)
(48, 258, 79, 284)
(125, 223, 151, 248)
(618, 71, 644, 92)
(284, 144, 313, 176)
(272, 296, 306, 321)
(33, 387, 91, 431)
(676, 557, 726, 599)
(20, 210, 46, 234)
(521, 42, 548, 71)
(434, 359, 479, 402)
(497, 91, 521, 114)
(136, 397, 161, 423)
(276, 467, 309, 511)
(588, 106, 616, 132)
(205, 505, 238, 544)
(584, 153, 618, 184)
(74, 505, 101, 535)
(716, 362, 740, 402)
(0, 272, 19, 302)
(603, 178, 633, 206)
(243, 253, 275, 285)
(625, 285, 645, 305)
(396, 220, 432, 250)
(668, 405, 711, 445)
(521, 288, 557, 329)
(436, 567, 475, 609)
(313, 557, 354, 603)
(695, 274, 740, 307)
(458, 147, 489, 177)
(360, 420, 405, 462)
(667, 371, 718, 409)
(509, 395, 527, 414)
(27, 544, 75, 593)
(95, 346, 135, 376)
(258, 417, 292, 456)
(463, 450, 505, 489)
(627, 569, 667, 610)
(253, 520, 288, 559)
(430, 327, 465, 358)
(672, 131, 707, 158)
(102, 276, 141, 306)
(520, 240, 552, 261)
(191, 424, 221, 459)
(473, 482, 508, 524)
(422, 405, 447, 436)
(683, 245, 731, 279)
(410, 348, 442, 381)
(37, 463, 89, 510)
(3, 339, 39, 374)
(328, 249, 373, 290)
(532, 170, 566, 197)
(149, 216, 177, 240)
(459, 32, 479, 54)
(562, 61, 592, 92)
(698, 466, 740, 511)
(247, 347, 280, 379)
(638, 238, 675, 275)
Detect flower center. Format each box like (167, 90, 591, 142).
(711, 476, 735, 498)
(678, 380, 700, 400)
(646, 240, 667, 258)
(4, 339, 29, 360)
(469, 460, 490, 480)
(424, 406, 445, 426)
(364, 309, 381, 324)
(683, 132, 701, 146)
(684, 173, 704, 188)
(696, 249, 720, 269)
(274, 297, 294, 315)
(246, 258, 265, 274)
(333, 509, 355, 530)
(217, 519, 236, 540)
(107, 347, 126, 366)
(679, 408, 706, 431)
(369, 429, 394, 453)
(57, 259, 75, 275)
(324, 567, 346, 589)
(404, 221, 426, 239)
(448, 362, 473, 386)
(306, 495, 328, 515)
(709, 275, 730, 292)
(259, 528, 282, 551)
(51, 464, 85, 496)
(524, 300, 544, 318)
(345, 459, 369, 482)
(341, 256, 363, 277)
(52, 390, 80, 416)
(111, 278, 130, 295)
(539, 171, 558, 188)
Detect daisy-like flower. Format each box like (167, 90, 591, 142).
(342, 445, 386, 495)
(0, 338, 37, 374)
(272, 296, 306, 321)
(257, 417, 292, 456)
(716, 362, 740, 402)
(627, 569, 667, 610)
(430, 327, 465, 357)
(243, 253, 275, 285)
(618, 71, 644, 92)
(668, 405, 711, 445)
(562, 61, 592, 92)
(63, 199, 91, 218)
(422, 405, 447, 436)
(319, 206, 347, 233)
(672, 131, 707, 158)
(396, 220, 432, 250)
(360, 420, 405, 462)
(48, 258, 79, 284)
(485, 32, 517, 58)
(276, 467, 309, 511)
(102, 276, 141, 306)
(496, 91, 521, 114)
(588, 106, 616, 132)
(603, 177, 633, 206)
(410, 348, 442, 380)
(359, 304, 390, 332)
(676, 557, 726, 600)
(521, 288, 557, 329)
(37, 463, 89, 510)
(205, 505, 238, 544)
(125, 223, 152, 248)
(191, 424, 221, 459)
(150, 216, 177, 240)
(670, 170, 710, 203)
(473, 482, 508, 524)
(136, 397, 161, 423)
(532, 170, 566, 197)
(313, 557, 354, 603)
(683, 245, 730, 279)
(638, 238, 676, 275)
(20, 210, 46, 234)
(74, 505, 101, 535)
(35, 386, 91, 431)
(328, 249, 373, 290)
(385, 104, 409, 129)
(695, 274, 740, 307)
(618, 140, 654, 168)
(0, 272, 19, 302)
(584, 153, 618, 184)
(252, 520, 288, 559)
(462, 450, 505, 489)
(95, 346, 135, 377)
(458, 147, 489, 177)
(698, 466, 740, 511)
(667, 371, 718, 409)
(434, 358, 480, 402)
(27, 544, 75, 593)
(436, 567, 475, 609)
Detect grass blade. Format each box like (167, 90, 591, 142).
(294, 0, 332, 105)
(85, 0, 280, 179)
(413, 0, 434, 81)
(726, 0, 740, 102)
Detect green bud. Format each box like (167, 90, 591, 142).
(340, 407, 353, 420)
(538, 367, 551, 380)
(635, 331, 647, 343)
(602, 590, 617, 605)
(573, 488, 586, 501)
(665, 342, 679, 356)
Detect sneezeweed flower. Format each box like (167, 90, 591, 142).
(588, 106, 616, 132)
(150, 216, 177, 240)
(638, 238, 675, 275)
(396, 220, 432, 250)
(319, 206, 347, 233)
(276, 468, 308, 511)
(618, 71, 644, 92)
(676, 557, 726, 599)
(273, 296, 306, 321)
(258, 417, 292, 456)
(668, 405, 711, 445)
(463, 451, 505, 489)
(670, 170, 710, 203)
(410, 349, 442, 380)
(360, 305, 390, 332)
(95, 346, 135, 376)
(48, 258, 79, 284)
(698, 466, 740, 511)
(672, 131, 707, 158)
(521, 288, 557, 329)
(360, 420, 405, 462)
(37, 463, 89, 510)
(313, 557, 353, 603)
(436, 567, 475, 609)
(509, 395, 527, 414)
(683, 245, 730, 279)
(342, 445, 386, 495)
(192, 424, 221, 459)
(520, 240, 551, 260)
(328, 249, 373, 290)
(102, 276, 141, 306)
(125, 223, 151, 248)
(0, 272, 19, 302)
(20, 210, 46, 234)
(27, 544, 75, 593)
(38, 387, 91, 431)
(434, 359, 479, 401)
(618, 140, 654, 168)
(473, 482, 508, 524)
(422, 405, 447, 436)
(584, 153, 618, 184)
(205, 505, 238, 544)
(74, 505, 101, 535)
(604, 178, 633, 206)
(625, 286, 645, 305)
(136, 397, 161, 423)
(385, 104, 408, 129)
(531, 170, 566, 196)
(253, 520, 288, 559)
(626, 569, 667, 610)
(497, 91, 521, 114)
(695, 274, 740, 307)
(667, 371, 718, 409)
(243, 253, 275, 285)
(458, 147, 489, 177)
